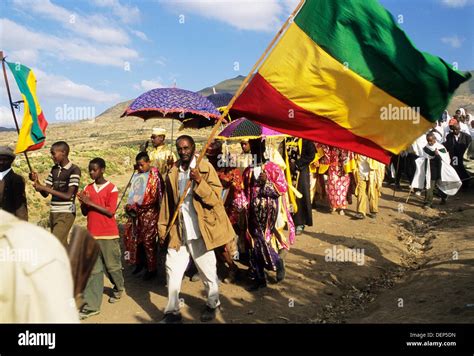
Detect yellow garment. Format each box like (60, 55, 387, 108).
(355, 176, 379, 214)
(282, 138, 302, 214)
(310, 146, 326, 174)
(148, 145, 177, 176)
(354, 155, 385, 215)
(344, 156, 357, 174)
(269, 148, 290, 249)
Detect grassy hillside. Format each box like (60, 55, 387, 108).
(198, 75, 247, 96)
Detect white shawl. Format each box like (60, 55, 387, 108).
(411, 142, 461, 196)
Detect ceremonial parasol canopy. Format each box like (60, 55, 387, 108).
(206, 92, 234, 111)
(216, 117, 288, 140)
(121, 87, 223, 128)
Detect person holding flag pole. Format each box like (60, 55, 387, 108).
(157, 0, 307, 323)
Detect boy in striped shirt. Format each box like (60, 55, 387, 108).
(77, 157, 125, 319)
(30, 141, 81, 246)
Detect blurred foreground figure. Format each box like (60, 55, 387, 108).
(0, 210, 79, 323)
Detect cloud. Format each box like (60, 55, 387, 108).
(131, 29, 149, 41)
(33, 68, 121, 103)
(136, 78, 164, 91)
(165, 0, 285, 32)
(155, 56, 167, 66)
(1, 18, 139, 67)
(13, 0, 130, 45)
(441, 35, 465, 48)
(440, 0, 474, 7)
(0, 67, 120, 105)
(0, 106, 15, 128)
(8, 49, 39, 65)
(284, 0, 301, 13)
(93, 0, 141, 24)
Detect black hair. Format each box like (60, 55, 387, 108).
(249, 138, 266, 163)
(211, 139, 223, 151)
(176, 135, 195, 148)
(51, 141, 70, 155)
(426, 132, 436, 139)
(89, 157, 106, 169)
(135, 151, 150, 162)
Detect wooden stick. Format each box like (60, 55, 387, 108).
(405, 187, 412, 204)
(115, 168, 135, 214)
(1, 51, 33, 173)
(163, 0, 307, 239)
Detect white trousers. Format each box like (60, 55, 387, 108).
(164, 238, 220, 314)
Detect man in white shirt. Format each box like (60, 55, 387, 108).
(158, 135, 235, 323)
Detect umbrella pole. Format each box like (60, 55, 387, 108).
(115, 169, 135, 214)
(170, 118, 175, 153)
(163, 0, 306, 239)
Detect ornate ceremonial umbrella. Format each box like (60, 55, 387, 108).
(216, 117, 288, 140)
(122, 87, 222, 128)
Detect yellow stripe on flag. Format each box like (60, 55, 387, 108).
(258, 24, 433, 153)
(15, 70, 42, 153)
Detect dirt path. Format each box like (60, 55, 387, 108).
(81, 184, 474, 324)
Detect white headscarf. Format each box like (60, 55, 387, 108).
(442, 110, 450, 122)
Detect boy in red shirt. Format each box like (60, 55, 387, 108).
(77, 158, 125, 319)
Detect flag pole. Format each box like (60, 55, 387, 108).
(1, 51, 33, 173)
(163, 0, 307, 239)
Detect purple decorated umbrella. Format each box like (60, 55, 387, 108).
(216, 117, 288, 140)
(121, 87, 223, 129)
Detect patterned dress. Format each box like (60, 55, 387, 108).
(217, 168, 247, 225)
(124, 167, 163, 272)
(243, 162, 295, 280)
(319, 145, 353, 210)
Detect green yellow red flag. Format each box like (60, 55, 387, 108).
(6, 61, 48, 154)
(230, 0, 471, 164)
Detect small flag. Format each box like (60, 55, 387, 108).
(6, 61, 48, 153)
(230, 0, 471, 164)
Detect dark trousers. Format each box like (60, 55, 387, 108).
(425, 180, 447, 206)
(83, 239, 125, 312)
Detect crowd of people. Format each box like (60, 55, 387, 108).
(393, 108, 472, 208)
(0, 107, 472, 323)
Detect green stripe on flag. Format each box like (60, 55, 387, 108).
(294, 0, 471, 122)
(7, 61, 44, 143)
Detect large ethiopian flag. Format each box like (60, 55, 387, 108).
(6, 61, 48, 154)
(230, 0, 471, 164)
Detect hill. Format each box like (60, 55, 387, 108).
(0, 127, 16, 132)
(198, 75, 247, 96)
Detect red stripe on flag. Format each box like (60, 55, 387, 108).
(230, 73, 391, 164)
(26, 111, 48, 152)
